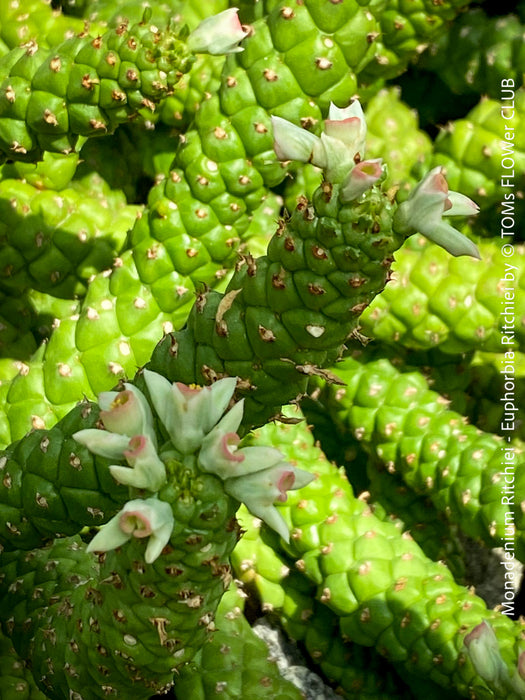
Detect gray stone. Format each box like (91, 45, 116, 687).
(252, 617, 339, 700)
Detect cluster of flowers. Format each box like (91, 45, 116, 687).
(272, 101, 480, 259)
(74, 373, 314, 563)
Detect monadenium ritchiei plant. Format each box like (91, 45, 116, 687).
(74, 372, 314, 560)
(0, 3, 522, 699)
(0, 370, 315, 697)
(271, 101, 480, 259)
(144, 96, 482, 432)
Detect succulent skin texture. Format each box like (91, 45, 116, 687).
(419, 8, 525, 99)
(363, 86, 433, 192)
(0, 400, 129, 551)
(0, 4, 514, 699)
(0, 528, 240, 698)
(0, 1, 476, 432)
(0, 191, 283, 450)
(172, 581, 305, 699)
(0, 175, 140, 298)
(0, 624, 47, 699)
(0, 96, 481, 532)
(0, 192, 283, 450)
(148, 165, 477, 428)
(0, 0, 105, 52)
(0, 5, 246, 164)
(125, 0, 462, 316)
(233, 503, 464, 699)
(0, 15, 194, 163)
(0, 370, 312, 547)
(311, 346, 525, 556)
(0, 374, 313, 697)
(429, 90, 525, 212)
(252, 0, 473, 85)
(242, 409, 525, 700)
(146, 98, 480, 428)
(148, 178, 405, 428)
(361, 236, 525, 355)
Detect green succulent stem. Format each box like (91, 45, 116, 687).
(148, 177, 405, 427)
(361, 236, 525, 354)
(0, 366, 318, 698)
(0, 175, 140, 298)
(233, 503, 462, 699)
(172, 581, 304, 699)
(0, 15, 193, 163)
(0, 400, 128, 552)
(0, 494, 238, 698)
(0, 0, 105, 53)
(244, 410, 525, 699)
(312, 345, 525, 556)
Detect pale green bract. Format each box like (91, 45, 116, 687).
(393, 165, 481, 258)
(187, 8, 248, 55)
(271, 99, 383, 188)
(271, 106, 480, 258)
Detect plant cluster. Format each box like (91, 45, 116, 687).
(0, 1, 523, 698)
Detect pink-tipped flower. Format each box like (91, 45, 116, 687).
(271, 99, 373, 186)
(393, 166, 480, 258)
(73, 428, 132, 459)
(143, 370, 238, 454)
(271, 115, 319, 163)
(464, 621, 508, 684)
(87, 498, 174, 564)
(110, 434, 166, 491)
(187, 8, 247, 55)
(224, 464, 315, 542)
(325, 100, 367, 159)
(73, 429, 166, 492)
(199, 424, 284, 479)
(98, 383, 156, 445)
(74, 382, 161, 484)
(340, 158, 383, 202)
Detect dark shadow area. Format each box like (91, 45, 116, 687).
(74, 122, 181, 205)
(391, 68, 479, 138)
(0, 208, 123, 300)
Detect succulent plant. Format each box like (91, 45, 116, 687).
(0, 2, 522, 699)
(172, 580, 305, 699)
(242, 409, 525, 700)
(0, 371, 315, 697)
(149, 101, 479, 427)
(419, 8, 525, 99)
(361, 235, 525, 354)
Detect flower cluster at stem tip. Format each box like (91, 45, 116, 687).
(271, 100, 383, 197)
(271, 102, 480, 259)
(74, 373, 314, 563)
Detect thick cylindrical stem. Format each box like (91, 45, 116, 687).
(244, 410, 525, 699)
(149, 181, 404, 427)
(0, 16, 193, 162)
